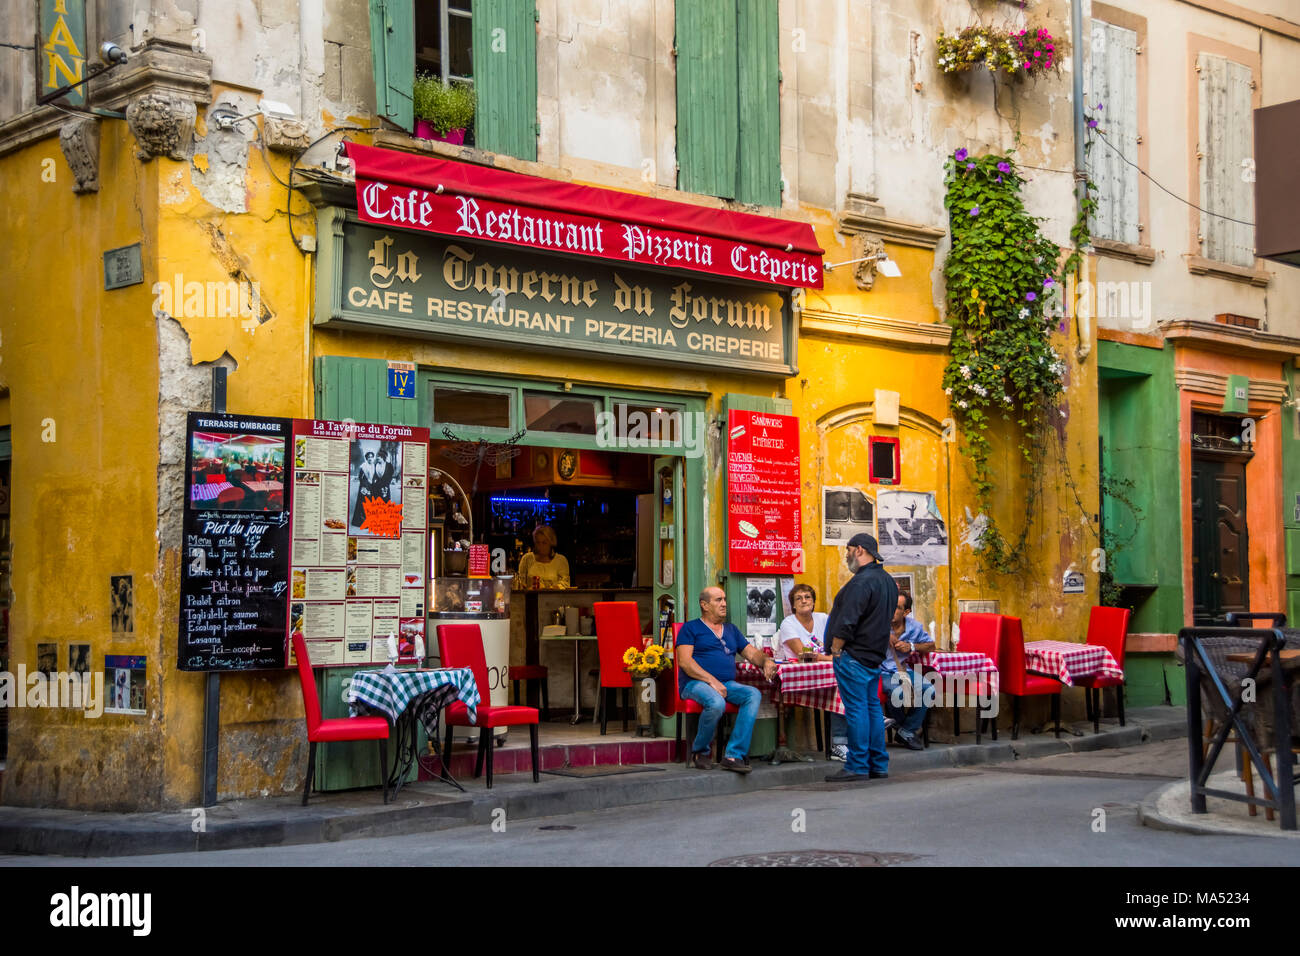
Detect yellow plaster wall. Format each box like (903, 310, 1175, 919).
(788, 221, 1100, 659)
(0, 127, 166, 810)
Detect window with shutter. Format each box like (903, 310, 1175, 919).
(676, 0, 780, 207)
(1088, 20, 1140, 245)
(369, 0, 537, 162)
(1197, 53, 1255, 268)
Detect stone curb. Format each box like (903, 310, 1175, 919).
(0, 709, 1189, 858)
(1137, 776, 1300, 839)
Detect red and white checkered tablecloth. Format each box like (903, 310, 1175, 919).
(737, 660, 847, 715)
(1023, 641, 1123, 686)
(190, 481, 233, 503)
(910, 651, 1000, 697)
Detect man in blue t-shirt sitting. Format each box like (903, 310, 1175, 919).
(677, 586, 779, 773)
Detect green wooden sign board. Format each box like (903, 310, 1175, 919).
(317, 211, 795, 376)
(39, 0, 88, 106)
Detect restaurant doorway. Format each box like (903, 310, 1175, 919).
(1191, 413, 1252, 625)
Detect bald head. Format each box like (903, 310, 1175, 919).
(698, 587, 727, 625)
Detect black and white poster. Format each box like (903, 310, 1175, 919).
(348, 439, 403, 535)
(821, 486, 875, 546)
(876, 490, 949, 567)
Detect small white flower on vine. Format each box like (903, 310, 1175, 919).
(972, 384, 988, 397)
(1018, 308, 1030, 320)
(957, 400, 969, 409)
(959, 365, 972, 379)
(1003, 395, 1013, 405)
(944, 386, 952, 396)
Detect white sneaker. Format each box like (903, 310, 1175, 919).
(830, 744, 849, 762)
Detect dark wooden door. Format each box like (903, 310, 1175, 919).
(1191, 457, 1250, 624)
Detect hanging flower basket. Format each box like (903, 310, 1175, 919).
(936, 25, 1058, 79)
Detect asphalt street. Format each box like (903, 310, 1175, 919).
(2, 738, 1293, 866)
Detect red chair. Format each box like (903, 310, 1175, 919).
(1075, 606, 1131, 733)
(436, 623, 539, 788)
(508, 664, 550, 721)
(593, 601, 642, 735)
(664, 623, 738, 762)
(997, 615, 1063, 739)
(291, 632, 391, 806)
(952, 614, 1003, 743)
(216, 486, 245, 507)
(205, 473, 225, 484)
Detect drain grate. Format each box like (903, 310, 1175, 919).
(709, 850, 916, 867)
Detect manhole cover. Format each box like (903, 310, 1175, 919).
(537, 825, 577, 831)
(708, 850, 915, 867)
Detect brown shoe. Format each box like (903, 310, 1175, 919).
(720, 756, 753, 774)
(689, 751, 713, 770)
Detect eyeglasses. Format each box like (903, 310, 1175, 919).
(793, 595, 814, 603)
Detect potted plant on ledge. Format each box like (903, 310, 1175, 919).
(413, 73, 476, 144)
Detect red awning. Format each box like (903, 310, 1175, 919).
(344, 143, 824, 289)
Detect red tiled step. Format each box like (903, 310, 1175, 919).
(418, 736, 681, 781)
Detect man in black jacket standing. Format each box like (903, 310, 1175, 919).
(824, 533, 898, 782)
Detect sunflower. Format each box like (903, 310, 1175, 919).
(622, 647, 639, 666)
(643, 651, 662, 670)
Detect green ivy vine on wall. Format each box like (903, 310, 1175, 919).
(942, 147, 1068, 574)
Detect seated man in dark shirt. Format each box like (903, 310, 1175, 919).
(677, 586, 778, 773)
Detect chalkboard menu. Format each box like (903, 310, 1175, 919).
(179, 412, 292, 670)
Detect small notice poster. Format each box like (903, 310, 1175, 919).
(288, 419, 429, 666)
(726, 409, 802, 574)
(178, 412, 292, 671)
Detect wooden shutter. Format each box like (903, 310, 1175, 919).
(315, 357, 421, 426)
(472, 0, 538, 162)
(676, 0, 739, 199)
(1198, 53, 1255, 267)
(736, 0, 781, 207)
(1088, 21, 1140, 244)
(369, 0, 414, 131)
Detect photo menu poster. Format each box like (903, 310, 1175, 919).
(179, 411, 292, 671)
(726, 409, 802, 574)
(288, 419, 430, 667)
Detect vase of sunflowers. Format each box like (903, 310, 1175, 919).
(623, 642, 671, 737)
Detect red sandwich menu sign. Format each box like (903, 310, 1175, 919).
(726, 410, 802, 574)
(345, 143, 823, 290)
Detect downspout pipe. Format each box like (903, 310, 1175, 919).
(1072, 0, 1092, 361)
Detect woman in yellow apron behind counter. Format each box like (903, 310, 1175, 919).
(514, 524, 571, 589)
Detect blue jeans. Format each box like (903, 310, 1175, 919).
(833, 653, 888, 775)
(881, 668, 928, 740)
(680, 680, 762, 760)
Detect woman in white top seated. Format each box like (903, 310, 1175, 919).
(776, 583, 832, 661)
(514, 524, 571, 589)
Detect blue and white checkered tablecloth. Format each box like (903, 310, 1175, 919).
(348, 667, 479, 725)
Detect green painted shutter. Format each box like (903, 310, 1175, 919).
(315, 357, 421, 426)
(369, 0, 414, 131)
(676, 0, 739, 199)
(472, 0, 538, 162)
(736, 0, 780, 207)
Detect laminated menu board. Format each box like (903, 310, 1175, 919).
(288, 419, 430, 667)
(726, 409, 802, 574)
(179, 412, 292, 670)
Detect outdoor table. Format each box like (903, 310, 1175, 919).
(736, 660, 840, 762)
(189, 481, 232, 502)
(241, 480, 283, 494)
(541, 633, 596, 724)
(907, 650, 1000, 697)
(349, 666, 479, 797)
(1024, 640, 1122, 686)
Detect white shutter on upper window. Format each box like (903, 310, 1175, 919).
(1198, 53, 1255, 267)
(1088, 21, 1140, 245)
